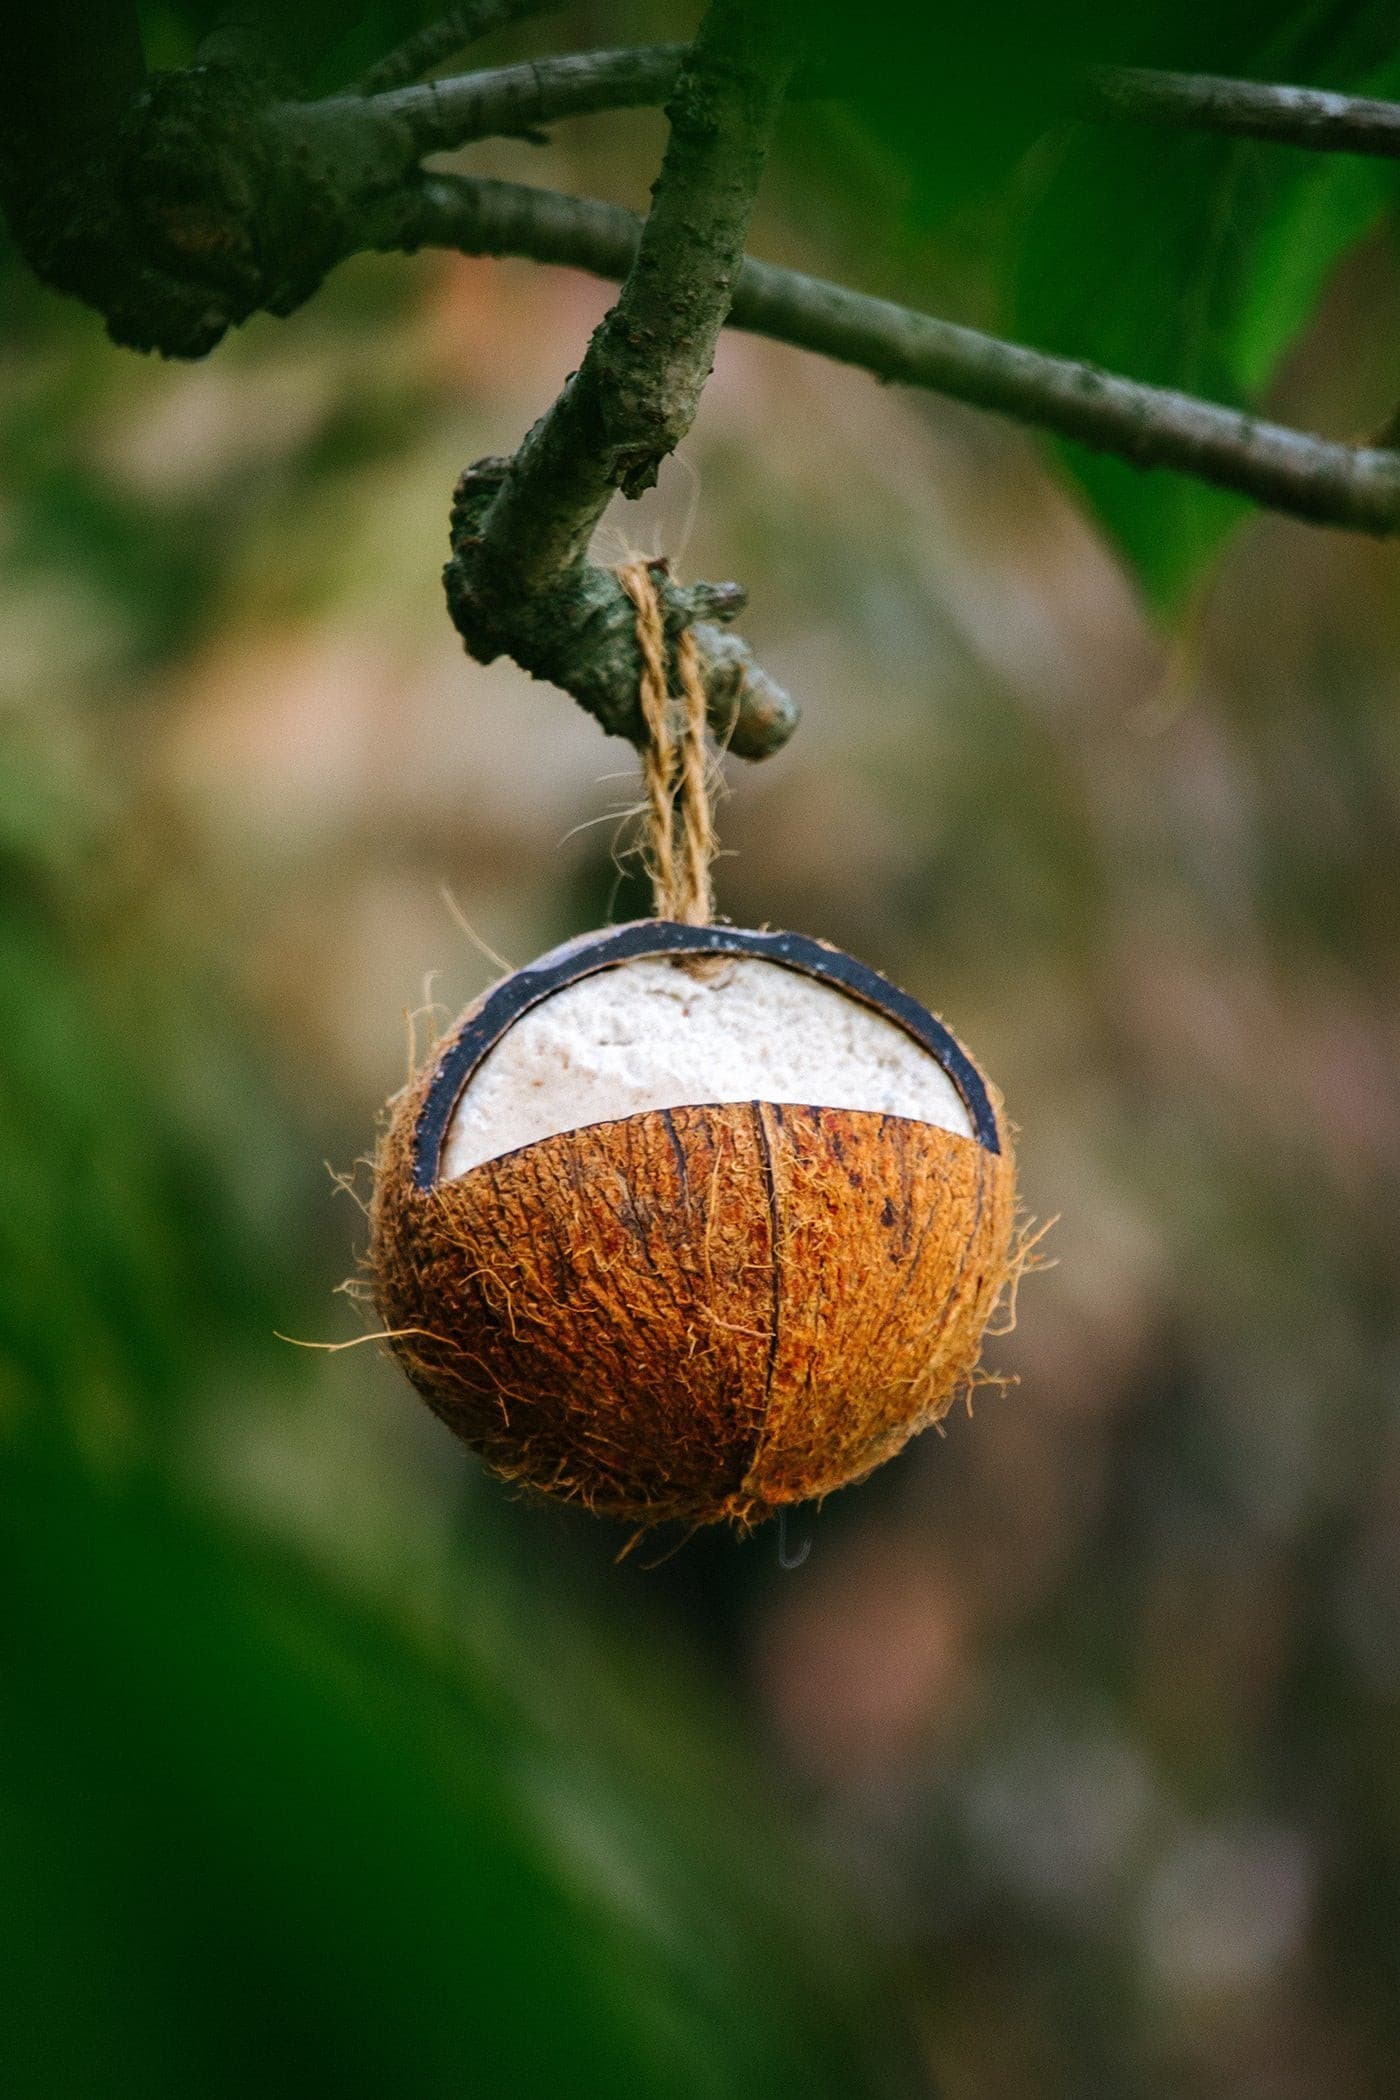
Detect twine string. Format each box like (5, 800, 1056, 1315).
(617, 558, 716, 926)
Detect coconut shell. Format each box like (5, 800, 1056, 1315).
(370, 923, 1016, 1530)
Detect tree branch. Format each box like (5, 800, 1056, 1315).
(441, 1, 800, 758)
(355, 2, 560, 96)
(368, 45, 684, 155)
(7, 14, 1400, 715)
(399, 171, 1400, 538)
(1088, 65, 1400, 159)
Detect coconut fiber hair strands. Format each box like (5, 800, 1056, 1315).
(373, 1092, 1012, 1527)
(371, 924, 1016, 1529)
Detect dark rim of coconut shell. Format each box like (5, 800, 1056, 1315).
(412, 921, 1002, 1188)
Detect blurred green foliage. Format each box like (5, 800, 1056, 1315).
(0, 1449, 924, 2098)
(0, 699, 926, 2097)
(1015, 3, 1400, 601)
(803, 0, 1400, 601)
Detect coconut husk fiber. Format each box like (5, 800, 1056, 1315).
(371, 938, 1016, 1530)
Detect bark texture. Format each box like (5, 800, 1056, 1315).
(441, 0, 800, 757)
(1089, 65, 1400, 158)
(409, 173, 1400, 537)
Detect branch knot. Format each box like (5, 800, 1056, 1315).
(444, 456, 798, 757)
(1, 57, 414, 357)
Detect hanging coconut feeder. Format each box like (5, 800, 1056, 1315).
(370, 918, 1017, 1532)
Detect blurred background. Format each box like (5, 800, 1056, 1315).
(4, 3, 1400, 2095)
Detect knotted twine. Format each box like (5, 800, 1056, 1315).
(616, 559, 717, 926)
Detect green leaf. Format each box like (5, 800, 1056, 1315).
(1229, 78, 1400, 397)
(797, 2, 1400, 604)
(1014, 7, 1400, 603)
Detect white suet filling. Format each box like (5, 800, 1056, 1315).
(442, 955, 973, 1179)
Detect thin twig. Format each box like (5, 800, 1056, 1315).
(356, 1, 560, 96)
(1088, 65, 1400, 159)
(442, 0, 801, 756)
(369, 45, 684, 154)
(399, 171, 1400, 537)
(379, 50, 1400, 168)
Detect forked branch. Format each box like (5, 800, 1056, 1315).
(5, 14, 1400, 755)
(441, 0, 800, 756)
(402, 171, 1400, 537)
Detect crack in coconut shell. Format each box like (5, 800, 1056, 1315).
(369, 924, 1017, 1531)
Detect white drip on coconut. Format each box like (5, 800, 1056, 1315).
(441, 956, 973, 1180)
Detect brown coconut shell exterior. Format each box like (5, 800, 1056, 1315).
(371, 1045, 1016, 1530)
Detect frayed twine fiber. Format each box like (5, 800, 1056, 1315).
(617, 558, 716, 927)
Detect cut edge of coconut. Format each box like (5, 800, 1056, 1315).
(413, 921, 1003, 1190)
(446, 1097, 985, 1186)
(439, 956, 976, 1180)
